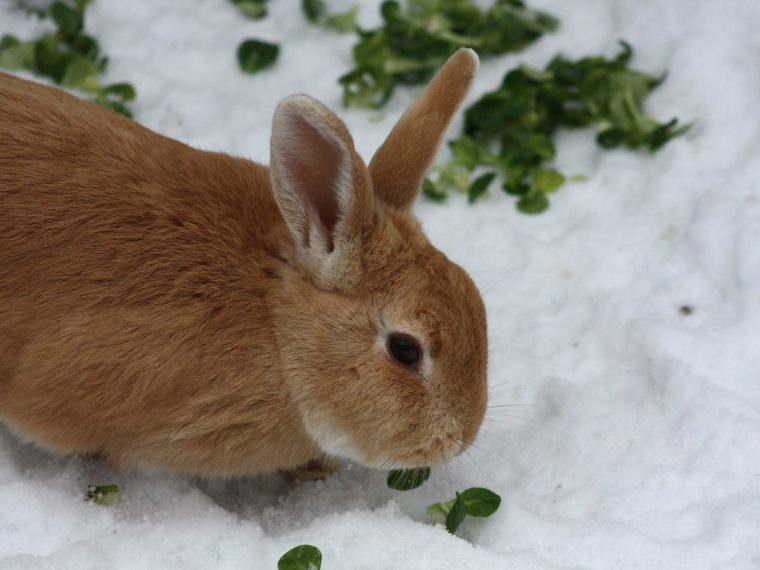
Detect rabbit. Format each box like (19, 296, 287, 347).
(0, 48, 488, 478)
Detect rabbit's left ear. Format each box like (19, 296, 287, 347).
(270, 95, 373, 283)
(368, 48, 479, 210)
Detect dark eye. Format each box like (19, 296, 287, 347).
(387, 334, 422, 369)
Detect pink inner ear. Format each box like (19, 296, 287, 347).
(288, 114, 343, 251)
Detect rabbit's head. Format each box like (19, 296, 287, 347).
(270, 49, 487, 469)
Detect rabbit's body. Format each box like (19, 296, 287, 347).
(0, 72, 318, 474)
(0, 50, 488, 477)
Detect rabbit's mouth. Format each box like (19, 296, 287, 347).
(302, 413, 464, 469)
(389, 436, 465, 469)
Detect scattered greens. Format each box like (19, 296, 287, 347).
(0, 0, 136, 117)
(427, 41, 690, 213)
(229, 0, 269, 20)
(278, 545, 322, 570)
(427, 487, 501, 534)
(385, 469, 501, 535)
(229, 0, 279, 74)
(302, 0, 359, 33)
(339, 0, 557, 108)
(85, 484, 120, 506)
(386, 467, 431, 491)
(237, 39, 280, 74)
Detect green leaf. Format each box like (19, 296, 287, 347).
(434, 162, 472, 194)
(303, 0, 357, 33)
(50, 1, 83, 37)
(86, 483, 120, 506)
(278, 545, 322, 570)
(426, 498, 455, 525)
(339, 65, 395, 109)
(231, 0, 268, 19)
(325, 6, 359, 33)
(386, 467, 431, 491)
(69, 34, 100, 59)
(533, 168, 565, 193)
(1, 34, 20, 49)
(237, 39, 279, 74)
(0, 41, 35, 70)
(460, 487, 501, 517)
(502, 181, 530, 196)
(645, 118, 690, 152)
(428, 487, 500, 533)
(33, 36, 70, 83)
(516, 190, 549, 214)
(60, 56, 99, 91)
(449, 136, 488, 170)
(302, 0, 324, 22)
(74, 0, 93, 12)
(596, 127, 627, 149)
(467, 171, 496, 203)
(422, 178, 448, 203)
(101, 82, 137, 101)
(445, 493, 466, 534)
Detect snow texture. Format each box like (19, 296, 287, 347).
(1, 0, 760, 568)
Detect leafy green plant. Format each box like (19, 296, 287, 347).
(237, 38, 279, 74)
(85, 483, 120, 506)
(427, 487, 501, 534)
(0, 0, 136, 117)
(386, 467, 431, 490)
(339, 0, 557, 108)
(427, 41, 690, 213)
(302, 0, 359, 33)
(229, 0, 269, 20)
(278, 545, 322, 570)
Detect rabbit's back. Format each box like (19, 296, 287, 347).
(0, 72, 280, 304)
(0, 73, 310, 474)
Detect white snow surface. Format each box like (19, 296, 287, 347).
(1, 0, 760, 568)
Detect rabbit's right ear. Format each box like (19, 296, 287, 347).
(270, 95, 373, 286)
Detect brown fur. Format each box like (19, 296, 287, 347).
(0, 49, 487, 477)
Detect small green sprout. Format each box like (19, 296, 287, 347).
(85, 484, 120, 506)
(229, 0, 269, 20)
(302, 0, 359, 33)
(386, 467, 431, 491)
(0, 0, 136, 117)
(237, 39, 280, 74)
(385, 469, 500, 535)
(427, 41, 690, 213)
(467, 172, 498, 204)
(422, 177, 449, 203)
(278, 545, 322, 570)
(427, 487, 501, 534)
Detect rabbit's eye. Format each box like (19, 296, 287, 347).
(387, 334, 421, 369)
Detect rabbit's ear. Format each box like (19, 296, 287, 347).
(270, 95, 373, 281)
(369, 48, 479, 210)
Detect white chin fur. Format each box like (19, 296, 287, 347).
(302, 418, 367, 464)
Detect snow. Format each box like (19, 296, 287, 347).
(1, 0, 760, 568)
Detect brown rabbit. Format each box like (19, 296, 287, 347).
(0, 49, 487, 477)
